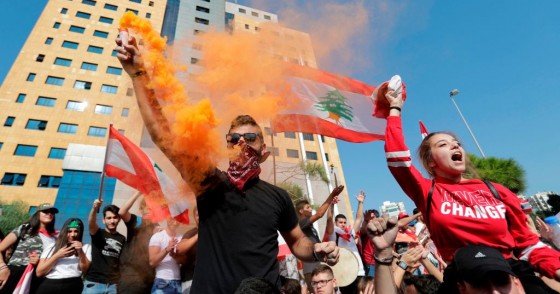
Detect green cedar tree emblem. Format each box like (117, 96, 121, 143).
(314, 89, 353, 125)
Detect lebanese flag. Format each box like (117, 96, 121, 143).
(419, 120, 429, 139)
(105, 126, 190, 224)
(13, 264, 34, 294)
(272, 66, 385, 143)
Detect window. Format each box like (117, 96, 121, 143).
(36, 96, 56, 107)
(58, 123, 78, 134)
(111, 49, 118, 56)
(302, 133, 314, 141)
(82, 0, 96, 6)
(149, 1, 154, 6)
(93, 30, 109, 38)
(61, 8, 68, 14)
(321, 136, 326, 142)
(268, 147, 279, 156)
(62, 40, 79, 49)
(146, 12, 151, 19)
(94, 104, 113, 115)
(76, 11, 91, 19)
(195, 17, 209, 25)
(14, 144, 38, 157)
(101, 84, 118, 94)
(196, 6, 209, 13)
(74, 80, 92, 90)
(99, 16, 113, 24)
(66, 100, 86, 111)
(121, 108, 129, 117)
(87, 45, 103, 54)
(69, 25, 85, 34)
(53, 22, 61, 29)
(305, 151, 318, 160)
(264, 15, 271, 20)
(26, 119, 48, 131)
(88, 126, 107, 137)
(284, 132, 296, 139)
(4, 117, 15, 127)
(38, 176, 62, 188)
(36, 54, 45, 62)
(251, 11, 258, 17)
(45, 37, 53, 45)
(27, 73, 36, 82)
(1, 173, 27, 186)
(48, 148, 67, 159)
(45, 76, 64, 86)
(16, 94, 26, 103)
(126, 88, 133, 96)
(129, 0, 141, 3)
(126, 8, 138, 15)
(0, 142, 2, 150)
(287, 149, 299, 158)
(54, 57, 72, 66)
(245, 24, 249, 29)
(191, 57, 199, 64)
(104, 3, 118, 10)
(239, 8, 246, 13)
(106, 66, 122, 75)
(118, 129, 125, 134)
(324, 153, 330, 162)
(264, 127, 276, 136)
(81, 62, 98, 71)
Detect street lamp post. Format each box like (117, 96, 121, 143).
(449, 89, 486, 158)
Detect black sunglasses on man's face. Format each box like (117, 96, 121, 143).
(226, 133, 259, 144)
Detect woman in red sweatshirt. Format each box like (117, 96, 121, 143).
(383, 89, 560, 293)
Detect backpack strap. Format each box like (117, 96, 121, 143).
(482, 179, 501, 200)
(425, 180, 436, 228)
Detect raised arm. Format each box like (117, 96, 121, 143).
(310, 185, 344, 223)
(367, 215, 399, 294)
(325, 200, 336, 238)
(119, 191, 142, 223)
(352, 191, 365, 233)
(281, 224, 339, 266)
(89, 200, 101, 235)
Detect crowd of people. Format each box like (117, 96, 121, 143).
(1, 28, 560, 294)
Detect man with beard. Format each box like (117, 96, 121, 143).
(83, 200, 126, 294)
(116, 35, 339, 293)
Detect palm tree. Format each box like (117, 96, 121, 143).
(467, 153, 526, 194)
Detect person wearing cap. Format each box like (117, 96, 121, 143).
(36, 218, 91, 294)
(0, 203, 58, 293)
(383, 88, 560, 291)
(452, 245, 525, 294)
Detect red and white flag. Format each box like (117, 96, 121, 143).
(105, 126, 190, 223)
(13, 264, 34, 294)
(419, 120, 429, 139)
(272, 66, 385, 143)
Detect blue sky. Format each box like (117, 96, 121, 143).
(2, 1, 559, 215)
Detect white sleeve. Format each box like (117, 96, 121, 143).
(40, 243, 55, 259)
(83, 244, 92, 261)
(149, 231, 162, 247)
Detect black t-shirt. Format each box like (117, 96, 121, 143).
(179, 227, 198, 283)
(85, 229, 126, 284)
(299, 217, 321, 243)
(191, 170, 298, 293)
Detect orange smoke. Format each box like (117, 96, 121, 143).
(120, 12, 221, 191)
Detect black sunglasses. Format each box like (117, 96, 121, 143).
(226, 133, 259, 144)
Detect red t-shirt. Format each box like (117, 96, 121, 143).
(384, 116, 560, 278)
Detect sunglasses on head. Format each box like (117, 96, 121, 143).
(226, 133, 259, 144)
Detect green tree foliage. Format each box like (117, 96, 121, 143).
(300, 161, 329, 185)
(467, 153, 526, 193)
(278, 182, 305, 204)
(0, 200, 30, 235)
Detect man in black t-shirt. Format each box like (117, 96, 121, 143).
(83, 200, 126, 294)
(295, 186, 344, 288)
(115, 40, 340, 294)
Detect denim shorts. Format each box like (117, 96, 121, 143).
(82, 280, 117, 294)
(151, 278, 182, 294)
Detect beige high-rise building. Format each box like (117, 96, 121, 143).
(0, 0, 354, 226)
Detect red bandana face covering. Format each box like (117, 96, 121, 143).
(226, 144, 262, 191)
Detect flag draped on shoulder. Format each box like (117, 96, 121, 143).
(271, 65, 386, 143)
(105, 126, 190, 223)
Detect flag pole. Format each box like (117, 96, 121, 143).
(97, 123, 113, 212)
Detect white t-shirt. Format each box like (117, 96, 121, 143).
(40, 243, 91, 279)
(149, 230, 182, 280)
(330, 227, 365, 276)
